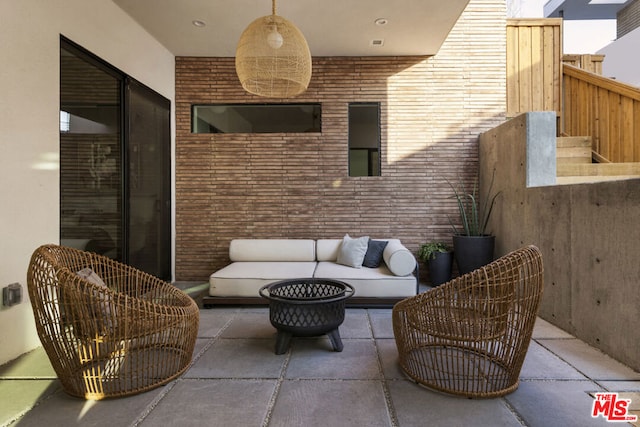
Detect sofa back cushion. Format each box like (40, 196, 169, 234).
(229, 239, 316, 262)
(316, 239, 342, 262)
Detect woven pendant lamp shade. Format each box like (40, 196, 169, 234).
(235, 1, 312, 98)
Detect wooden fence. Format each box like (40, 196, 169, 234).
(506, 19, 563, 118)
(562, 54, 604, 75)
(563, 64, 640, 163)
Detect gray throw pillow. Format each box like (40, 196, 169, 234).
(77, 267, 116, 329)
(336, 234, 369, 268)
(362, 239, 389, 268)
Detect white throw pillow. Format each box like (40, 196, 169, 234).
(336, 234, 369, 268)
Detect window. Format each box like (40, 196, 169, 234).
(348, 103, 380, 176)
(192, 103, 321, 133)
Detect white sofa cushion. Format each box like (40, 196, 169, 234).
(229, 239, 316, 262)
(210, 261, 317, 297)
(316, 239, 342, 261)
(383, 239, 416, 276)
(314, 262, 416, 298)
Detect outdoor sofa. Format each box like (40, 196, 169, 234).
(203, 237, 418, 307)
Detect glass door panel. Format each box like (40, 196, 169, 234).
(60, 45, 122, 259)
(126, 80, 171, 280)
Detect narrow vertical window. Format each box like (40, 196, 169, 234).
(348, 103, 380, 176)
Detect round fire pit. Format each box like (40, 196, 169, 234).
(259, 278, 355, 354)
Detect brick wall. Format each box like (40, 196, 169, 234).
(618, 0, 640, 39)
(175, 0, 506, 281)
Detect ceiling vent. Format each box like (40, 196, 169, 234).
(370, 39, 384, 47)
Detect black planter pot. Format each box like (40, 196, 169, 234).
(427, 251, 453, 286)
(453, 234, 495, 275)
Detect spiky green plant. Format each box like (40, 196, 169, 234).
(447, 171, 501, 236)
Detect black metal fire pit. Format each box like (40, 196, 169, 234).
(259, 278, 355, 355)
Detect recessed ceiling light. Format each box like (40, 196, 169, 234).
(374, 18, 388, 26)
(192, 20, 206, 27)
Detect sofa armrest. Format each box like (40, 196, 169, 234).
(383, 240, 416, 276)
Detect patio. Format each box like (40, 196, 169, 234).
(2, 285, 639, 427)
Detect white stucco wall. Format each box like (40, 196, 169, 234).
(563, 19, 617, 54)
(0, 0, 175, 365)
(598, 27, 640, 88)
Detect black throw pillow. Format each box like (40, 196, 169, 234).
(362, 239, 389, 268)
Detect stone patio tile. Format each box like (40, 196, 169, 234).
(185, 338, 285, 379)
(140, 379, 276, 427)
(388, 379, 523, 426)
(219, 312, 277, 339)
(368, 309, 394, 338)
(340, 309, 373, 339)
(598, 380, 640, 391)
(0, 380, 60, 426)
(532, 317, 574, 339)
(286, 339, 381, 380)
(519, 341, 588, 380)
(505, 380, 608, 427)
(539, 339, 640, 380)
(235, 306, 270, 313)
(375, 339, 405, 380)
(619, 392, 640, 427)
(196, 308, 236, 338)
(269, 380, 391, 427)
(12, 383, 167, 427)
(190, 338, 212, 361)
(0, 347, 56, 379)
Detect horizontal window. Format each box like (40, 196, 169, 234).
(192, 104, 321, 133)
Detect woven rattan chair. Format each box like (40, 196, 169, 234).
(392, 245, 543, 398)
(27, 244, 199, 400)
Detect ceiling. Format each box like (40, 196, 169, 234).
(112, 0, 470, 57)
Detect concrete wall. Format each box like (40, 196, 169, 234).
(0, 0, 175, 365)
(479, 112, 640, 371)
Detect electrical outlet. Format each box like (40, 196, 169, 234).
(3, 283, 22, 307)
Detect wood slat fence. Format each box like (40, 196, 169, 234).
(507, 18, 640, 164)
(506, 19, 563, 118)
(563, 64, 640, 163)
(562, 54, 604, 75)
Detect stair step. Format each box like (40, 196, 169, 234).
(557, 136, 592, 164)
(557, 136, 592, 148)
(557, 162, 640, 177)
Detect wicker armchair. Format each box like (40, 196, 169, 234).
(27, 244, 199, 400)
(392, 245, 543, 398)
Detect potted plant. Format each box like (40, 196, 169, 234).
(418, 241, 453, 286)
(448, 171, 501, 275)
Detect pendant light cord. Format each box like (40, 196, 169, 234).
(272, 0, 276, 15)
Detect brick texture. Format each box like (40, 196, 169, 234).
(175, 0, 507, 281)
(618, 0, 640, 39)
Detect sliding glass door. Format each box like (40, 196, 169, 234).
(60, 38, 171, 280)
(126, 79, 171, 280)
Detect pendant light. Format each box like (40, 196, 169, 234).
(235, 0, 312, 98)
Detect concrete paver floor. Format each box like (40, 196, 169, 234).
(2, 306, 639, 427)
